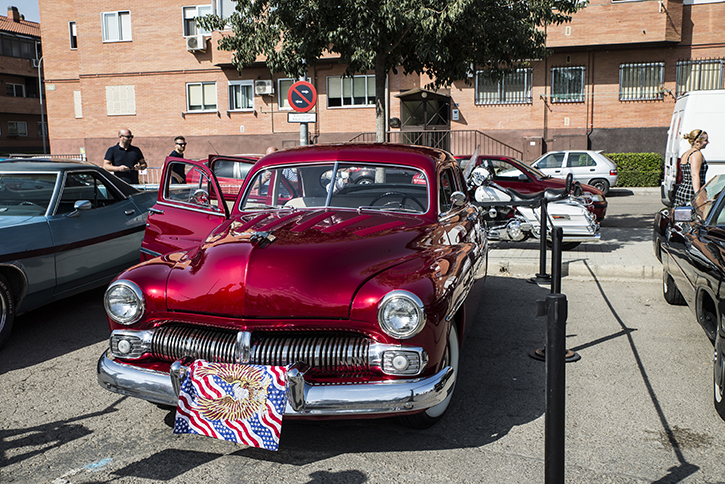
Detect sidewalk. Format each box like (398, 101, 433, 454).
(484, 187, 663, 281)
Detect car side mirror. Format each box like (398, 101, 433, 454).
(673, 206, 694, 223)
(66, 199, 92, 218)
(518, 174, 528, 181)
(450, 191, 467, 207)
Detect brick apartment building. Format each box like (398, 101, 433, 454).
(0, 6, 43, 155)
(37, 0, 724, 167)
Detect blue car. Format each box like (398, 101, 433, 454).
(0, 160, 156, 348)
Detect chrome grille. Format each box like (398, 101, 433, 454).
(151, 325, 371, 372)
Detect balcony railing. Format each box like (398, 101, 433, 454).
(349, 129, 523, 158)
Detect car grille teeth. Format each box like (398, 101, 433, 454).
(151, 325, 370, 372)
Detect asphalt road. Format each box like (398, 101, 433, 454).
(2, 190, 725, 484)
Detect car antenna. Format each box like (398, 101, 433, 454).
(207, 141, 219, 155)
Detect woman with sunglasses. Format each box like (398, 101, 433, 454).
(674, 129, 709, 207)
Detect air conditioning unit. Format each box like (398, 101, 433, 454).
(186, 35, 206, 52)
(254, 80, 274, 95)
(31, 59, 40, 68)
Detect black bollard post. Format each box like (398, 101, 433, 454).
(530, 199, 551, 284)
(545, 293, 567, 484)
(551, 227, 563, 294)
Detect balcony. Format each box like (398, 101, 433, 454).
(546, 0, 683, 49)
(0, 96, 41, 115)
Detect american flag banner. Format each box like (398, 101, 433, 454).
(174, 360, 288, 451)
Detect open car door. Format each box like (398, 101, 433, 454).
(140, 155, 257, 260)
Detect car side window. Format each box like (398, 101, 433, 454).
(56, 171, 121, 214)
(538, 153, 565, 169)
(164, 164, 224, 214)
(567, 153, 595, 168)
(439, 168, 455, 214)
(490, 160, 524, 181)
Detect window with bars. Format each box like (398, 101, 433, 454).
(9, 121, 28, 137)
(676, 60, 724, 96)
(619, 62, 664, 101)
(551, 67, 585, 103)
(475, 69, 533, 105)
(187, 82, 217, 111)
(102, 11, 131, 42)
(327, 75, 375, 107)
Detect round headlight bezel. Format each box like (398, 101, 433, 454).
(377, 291, 426, 339)
(104, 279, 145, 325)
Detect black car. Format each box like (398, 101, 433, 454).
(653, 174, 725, 420)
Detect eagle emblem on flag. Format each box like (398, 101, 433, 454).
(174, 360, 288, 450)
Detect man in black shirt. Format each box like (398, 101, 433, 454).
(103, 129, 147, 184)
(168, 136, 187, 183)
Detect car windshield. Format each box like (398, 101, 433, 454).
(692, 175, 725, 223)
(240, 162, 429, 213)
(0, 173, 57, 216)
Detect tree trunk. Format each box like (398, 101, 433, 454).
(375, 51, 386, 143)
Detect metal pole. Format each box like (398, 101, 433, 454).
(38, 56, 46, 155)
(551, 227, 563, 294)
(545, 292, 567, 484)
(531, 199, 551, 284)
(300, 122, 308, 146)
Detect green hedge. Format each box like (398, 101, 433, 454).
(604, 152, 662, 187)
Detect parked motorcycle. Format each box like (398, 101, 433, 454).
(468, 165, 600, 250)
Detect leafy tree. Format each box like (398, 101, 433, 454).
(198, 0, 581, 141)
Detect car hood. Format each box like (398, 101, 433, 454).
(165, 210, 429, 318)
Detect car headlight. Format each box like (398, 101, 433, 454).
(377, 291, 426, 339)
(104, 280, 145, 325)
(589, 194, 605, 202)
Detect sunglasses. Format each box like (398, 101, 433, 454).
(176, 142, 187, 146)
(121, 135, 133, 139)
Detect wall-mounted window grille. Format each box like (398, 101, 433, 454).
(676, 59, 724, 96)
(475, 68, 533, 105)
(619, 62, 664, 101)
(551, 66, 585, 103)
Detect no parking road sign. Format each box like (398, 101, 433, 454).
(287, 81, 317, 113)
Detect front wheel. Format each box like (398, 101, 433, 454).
(663, 270, 686, 305)
(714, 334, 725, 421)
(0, 274, 16, 349)
(399, 325, 459, 429)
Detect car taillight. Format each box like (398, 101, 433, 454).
(610, 169, 617, 176)
(675, 158, 683, 184)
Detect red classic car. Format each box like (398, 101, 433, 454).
(97, 143, 487, 428)
(455, 155, 607, 222)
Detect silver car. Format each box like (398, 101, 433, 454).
(531, 150, 618, 195)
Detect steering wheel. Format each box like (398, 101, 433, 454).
(565, 173, 573, 194)
(190, 189, 210, 206)
(370, 191, 425, 211)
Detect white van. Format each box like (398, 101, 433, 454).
(662, 90, 725, 207)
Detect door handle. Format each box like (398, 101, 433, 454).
(149, 207, 164, 215)
(125, 209, 136, 216)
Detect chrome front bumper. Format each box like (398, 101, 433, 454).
(97, 350, 455, 416)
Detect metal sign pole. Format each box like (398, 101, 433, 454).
(300, 122, 308, 146)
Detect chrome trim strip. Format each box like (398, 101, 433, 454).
(139, 247, 162, 258)
(97, 350, 454, 416)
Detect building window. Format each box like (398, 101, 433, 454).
(551, 66, 585, 103)
(102, 11, 132, 42)
(619, 62, 664, 101)
(228, 81, 254, 111)
(187, 82, 217, 111)
(676, 59, 724, 96)
(327, 75, 375, 107)
(475, 68, 533, 105)
(69, 21, 77, 49)
(106, 85, 136, 115)
(9, 121, 28, 137)
(74, 90, 83, 118)
(6, 83, 25, 97)
(0, 33, 36, 59)
(183, 5, 212, 37)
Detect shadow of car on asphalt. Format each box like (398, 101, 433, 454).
(0, 286, 108, 375)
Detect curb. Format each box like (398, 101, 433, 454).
(488, 258, 661, 280)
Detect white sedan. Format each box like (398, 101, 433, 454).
(531, 150, 618, 195)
